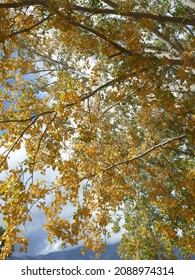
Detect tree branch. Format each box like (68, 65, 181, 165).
(81, 134, 187, 181)
(98, 90, 135, 120)
(0, 111, 56, 169)
(0, 116, 39, 168)
(108, 51, 123, 59)
(150, 26, 183, 53)
(0, 0, 45, 9)
(103, 134, 187, 172)
(67, 19, 187, 65)
(8, 14, 52, 38)
(62, 78, 118, 108)
(80, 78, 117, 102)
(0, 110, 56, 124)
(74, 6, 195, 27)
(23, 46, 90, 78)
(68, 19, 134, 56)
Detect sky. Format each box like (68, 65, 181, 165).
(0, 143, 123, 257)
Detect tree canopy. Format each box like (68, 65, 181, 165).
(0, 0, 194, 260)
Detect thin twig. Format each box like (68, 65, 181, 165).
(8, 14, 52, 38)
(98, 90, 135, 120)
(81, 134, 187, 180)
(0, 116, 39, 168)
(0, 111, 56, 168)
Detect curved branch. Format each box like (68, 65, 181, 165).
(0, 111, 56, 168)
(0, 116, 39, 168)
(0, 110, 56, 124)
(98, 90, 135, 120)
(81, 134, 187, 181)
(103, 134, 187, 172)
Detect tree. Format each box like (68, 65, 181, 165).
(0, 226, 13, 258)
(0, 0, 194, 259)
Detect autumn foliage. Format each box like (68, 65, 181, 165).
(0, 0, 194, 259)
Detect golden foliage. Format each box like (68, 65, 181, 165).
(0, 0, 194, 259)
